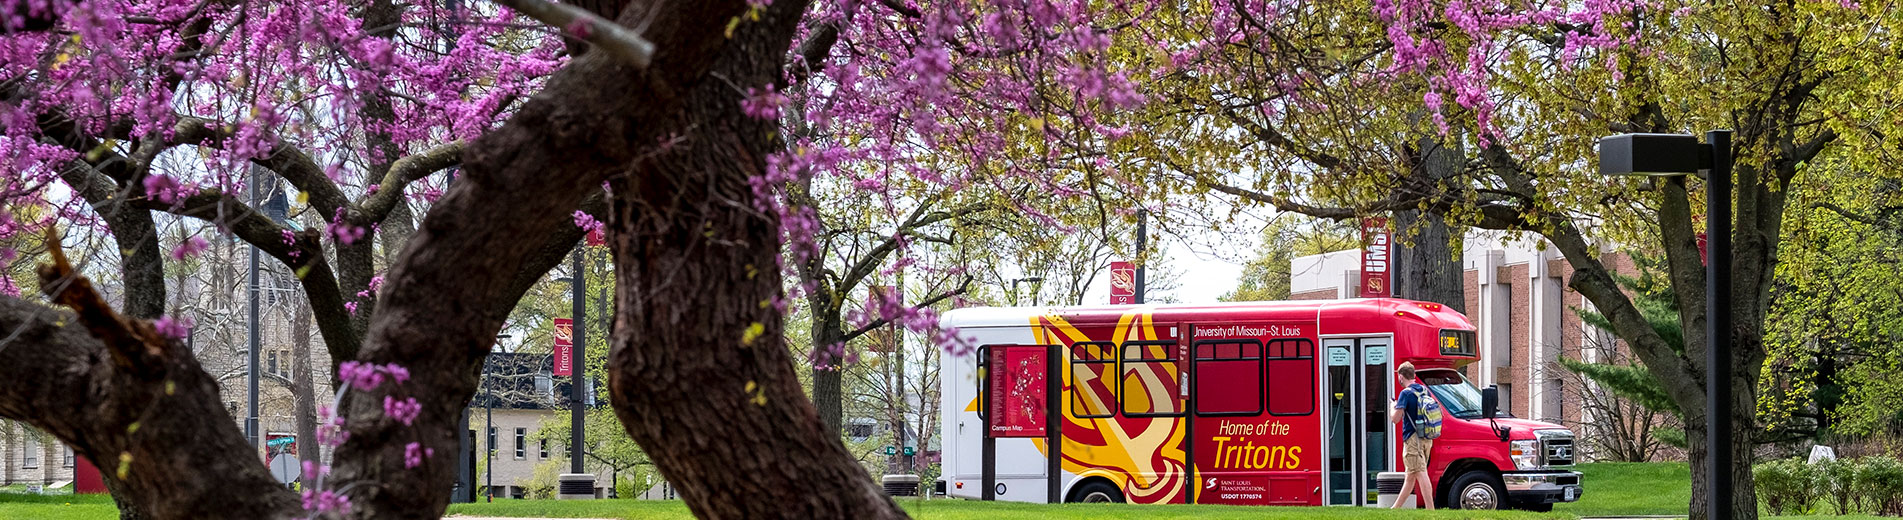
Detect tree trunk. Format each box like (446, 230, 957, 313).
(0, 274, 300, 519)
(603, 1, 900, 517)
(811, 302, 845, 435)
(324, 0, 753, 512)
(1392, 209, 1463, 312)
(293, 301, 320, 486)
(1393, 135, 1465, 312)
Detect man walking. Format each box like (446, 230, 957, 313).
(1389, 361, 1438, 509)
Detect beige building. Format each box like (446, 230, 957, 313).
(469, 352, 615, 499)
(2, 420, 76, 487)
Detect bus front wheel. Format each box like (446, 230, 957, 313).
(1447, 471, 1505, 510)
(1067, 480, 1124, 504)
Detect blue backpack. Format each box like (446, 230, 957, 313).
(1410, 383, 1444, 440)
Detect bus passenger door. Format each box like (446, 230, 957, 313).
(1322, 337, 1393, 506)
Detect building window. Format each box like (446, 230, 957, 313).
(539, 438, 549, 459)
(62, 445, 74, 468)
(281, 350, 293, 376)
(487, 428, 497, 456)
(267, 351, 279, 377)
(22, 434, 39, 468)
(514, 428, 526, 459)
(845, 421, 875, 440)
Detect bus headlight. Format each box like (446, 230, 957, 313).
(1509, 439, 1542, 470)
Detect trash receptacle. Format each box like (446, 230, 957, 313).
(883, 474, 921, 496)
(1376, 471, 1417, 508)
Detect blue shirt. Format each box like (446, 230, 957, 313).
(1395, 383, 1425, 440)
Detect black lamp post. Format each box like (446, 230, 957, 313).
(486, 334, 510, 502)
(1598, 130, 1734, 520)
(555, 251, 586, 478)
(1011, 277, 1043, 306)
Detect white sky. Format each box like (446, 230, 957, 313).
(1075, 215, 1265, 305)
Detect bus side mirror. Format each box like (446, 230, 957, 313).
(1481, 386, 1499, 419)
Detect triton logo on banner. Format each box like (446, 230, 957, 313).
(553, 318, 574, 376)
(1360, 217, 1391, 298)
(1109, 261, 1135, 304)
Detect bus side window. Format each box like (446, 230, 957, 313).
(1193, 339, 1263, 416)
(1120, 340, 1184, 417)
(1070, 342, 1117, 418)
(1266, 339, 1316, 416)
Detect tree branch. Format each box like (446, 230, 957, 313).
(0, 240, 301, 519)
(169, 116, 350, 222)
(493, 0, 656, 68)
(130, 190, 363, 362)
(357, 140, 464, 224)
(840, 276, 973, 344)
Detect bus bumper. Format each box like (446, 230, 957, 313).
(1503, 470, 1583, 504)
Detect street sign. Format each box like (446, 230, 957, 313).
(884, 446, 896, 455)
(902, 446, 915, 456)
(268, 454, 301, 484)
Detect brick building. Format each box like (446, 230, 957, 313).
(1290, 231, 1642, 459)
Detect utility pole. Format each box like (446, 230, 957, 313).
(1135, 210, 1147, 304)
(246, 169, 262, 453)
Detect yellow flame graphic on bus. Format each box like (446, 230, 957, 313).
(1029, 309, 1187, 504)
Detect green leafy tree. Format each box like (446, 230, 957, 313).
(1222, 217, 1357, 302)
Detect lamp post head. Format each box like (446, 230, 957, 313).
(1597, 133, 1709, 176)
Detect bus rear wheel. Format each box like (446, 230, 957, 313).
(1447, 471, 1505, 510)
(1068, 480, 1124, 504)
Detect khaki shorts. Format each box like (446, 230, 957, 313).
(1402, 435, 1433, 474)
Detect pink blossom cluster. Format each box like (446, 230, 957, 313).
(402, 442, 435, 469)
(168, 236, 208, 260)
(337, 361, 410, 391)
(141, 174, 195, 206)
(152, 315, 192, 340)
(1362, 0, 1653, 141)
(741, 86, 789, 120)
(0, 0, 564, 259)
(382, 395, 422, 426)
(572, 210, 604, 234)
(765, 0, 1164, 358)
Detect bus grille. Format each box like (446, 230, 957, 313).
(1538, 430, 1576, 466)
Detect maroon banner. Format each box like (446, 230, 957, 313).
(988, 345, 1049, 437)
(553, 318, 574, 376)
(1359, 217, 1391, 298)
(585, 228, 606, 247)
(1109, 261, 1135, 304)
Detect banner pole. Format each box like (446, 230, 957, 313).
(981, 346, 995, 501)
(1047, 344, 1061, 504)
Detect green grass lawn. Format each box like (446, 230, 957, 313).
(2, 492, 1565, 520)
(1555, 461, 1691, 517)
(446, 499, 1569, 519)
(0, 491, 117, 520)
(0, 462, 1866, 520)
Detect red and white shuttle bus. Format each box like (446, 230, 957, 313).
(937, 299, 1583, 510)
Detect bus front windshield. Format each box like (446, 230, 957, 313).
(1416, 370, 1504, 419)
